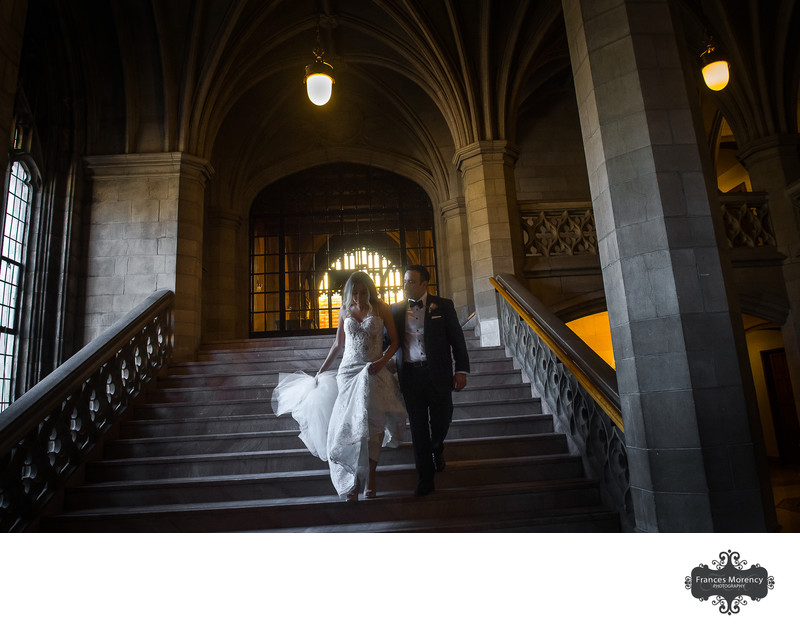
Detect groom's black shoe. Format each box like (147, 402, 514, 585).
(433, 452, 446, 472)
(414, 479, 435, 497)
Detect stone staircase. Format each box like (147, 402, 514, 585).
(40, 331, 621, 532)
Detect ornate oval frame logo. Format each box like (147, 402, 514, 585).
(685, 550, 775, 614)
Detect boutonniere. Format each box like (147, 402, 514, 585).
(427, 302, 438, 313)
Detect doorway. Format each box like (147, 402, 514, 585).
(762, 348, 800, 464)
(249, 163, 438, 335)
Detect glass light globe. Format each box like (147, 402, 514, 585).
(306, 73, 333, 106)
(702, 60, 730, 91)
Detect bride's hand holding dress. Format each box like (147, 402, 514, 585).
(272, 295, 406, 500)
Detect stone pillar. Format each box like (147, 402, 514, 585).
(83, 153, 213, 361)
(738, 135, 800, 407)
(203, 209, 243, 342)
(0, 0, 27, 175)
(453, 141, 523, 345)
(439, 197, 474, 321)
(563, 0, 771, 531)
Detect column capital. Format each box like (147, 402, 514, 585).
(83, 152, 215, 185)
(208, 209, 244, 229)
(737, 133, 800, 168)
(439, 197, 465, 221)
(452, 141, 519, 172)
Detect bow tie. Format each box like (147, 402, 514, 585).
(408, 299, 424, 309)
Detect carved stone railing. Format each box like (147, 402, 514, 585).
(521, 202, 598, 258)
(0, 290, 174, 532)
(490, 274, 634, 532)
(720, 193, 776, 248)
(521, 195, 776, 257)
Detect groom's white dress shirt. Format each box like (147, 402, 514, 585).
(404, 293, 427, 363)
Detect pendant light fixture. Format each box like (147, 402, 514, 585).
(700, 37, 730, 91)
(304, 26, 335, 106)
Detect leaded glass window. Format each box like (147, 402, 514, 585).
(0, 161, 32, 409)
(250, 164, 437, 335)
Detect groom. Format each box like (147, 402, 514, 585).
(391, 265, 470, 497)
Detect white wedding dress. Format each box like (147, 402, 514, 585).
(271, 314, 407, 497)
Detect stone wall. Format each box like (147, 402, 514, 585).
(83, 153, 212, 360)
(515, 90, 592, 202)
(454, 141, 522, 346)
(0, 0, 27, 174)
(563, 0, 771, 531)
(439, 197, 474, 322)
(514, 89, 603, 317)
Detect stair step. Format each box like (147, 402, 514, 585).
(131, 396, 542, 421)
(106, 430, 306, 458)
(192, 345, 508, 364)
(199, 337, 335, 352)
(39, 328, 621, 532)
(64, 455, 586, 509)
(42, 479, 604, 532)
(143, 381, 531, 405)
(166, 355, 516, 376)
(168, 359, 331, 375)
(111, 415, 554, 456)
(196, 335, 491, 355)
(197, 327, 475, 352)
(120, 415, 299, 438)
(260, 507, 621, 533)
(85, 434, 570, 482)
(118, 413, 553, 440)
(154, 368, 522, 390)
(452, 383, 532, 403)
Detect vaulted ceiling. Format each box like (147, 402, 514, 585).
(677, 0, 800, 147)
(23, 0, 571, 207)
(18, 0, 800, 209)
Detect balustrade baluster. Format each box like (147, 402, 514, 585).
(0, 290, 173, 532)
(494, 277, 633, 531)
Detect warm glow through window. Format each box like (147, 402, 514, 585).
(317, 248, 403, 328)
(249, 164, 438, 336)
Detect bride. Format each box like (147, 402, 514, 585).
(272, 271, 407, 501)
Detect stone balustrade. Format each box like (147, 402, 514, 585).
(521, 193, 776, 261)
(492, 274, 634, 532)
(0, 290, 173, 532)
(522, 206, 598, 257)
(719, 193, 776, 248)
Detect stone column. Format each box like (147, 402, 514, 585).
(0, 0, 27, 176)
(203, 209, 243, 342)
(738, 135, 800, 407)
(563, 0, 771, 531)
(453, 141, 523, 345)
(439, 197, 474, 321)
(83, 153, 213, 361)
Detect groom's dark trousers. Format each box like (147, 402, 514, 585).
(391, 296, 469, 485)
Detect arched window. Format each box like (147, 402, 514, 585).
(0, 160, 33, 409)
(250, 163, 438, 335)
(317, 248, 405, 328)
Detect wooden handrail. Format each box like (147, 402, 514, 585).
(0, 290, 173, 531)
(490, 276, 623, 431)
(0, 290, 174, 457)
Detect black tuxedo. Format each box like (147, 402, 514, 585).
(391, 295, 469, 484)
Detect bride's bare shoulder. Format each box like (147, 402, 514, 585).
(376, 300, 394, 316)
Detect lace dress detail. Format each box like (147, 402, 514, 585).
(271, 313, 406, 497)
(327, 315, 406, 496)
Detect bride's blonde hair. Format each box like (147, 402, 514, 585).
(342, 271, 380, 315)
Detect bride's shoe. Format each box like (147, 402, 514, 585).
(364, 488, 377, 498)
(345, 480, 359, 502)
